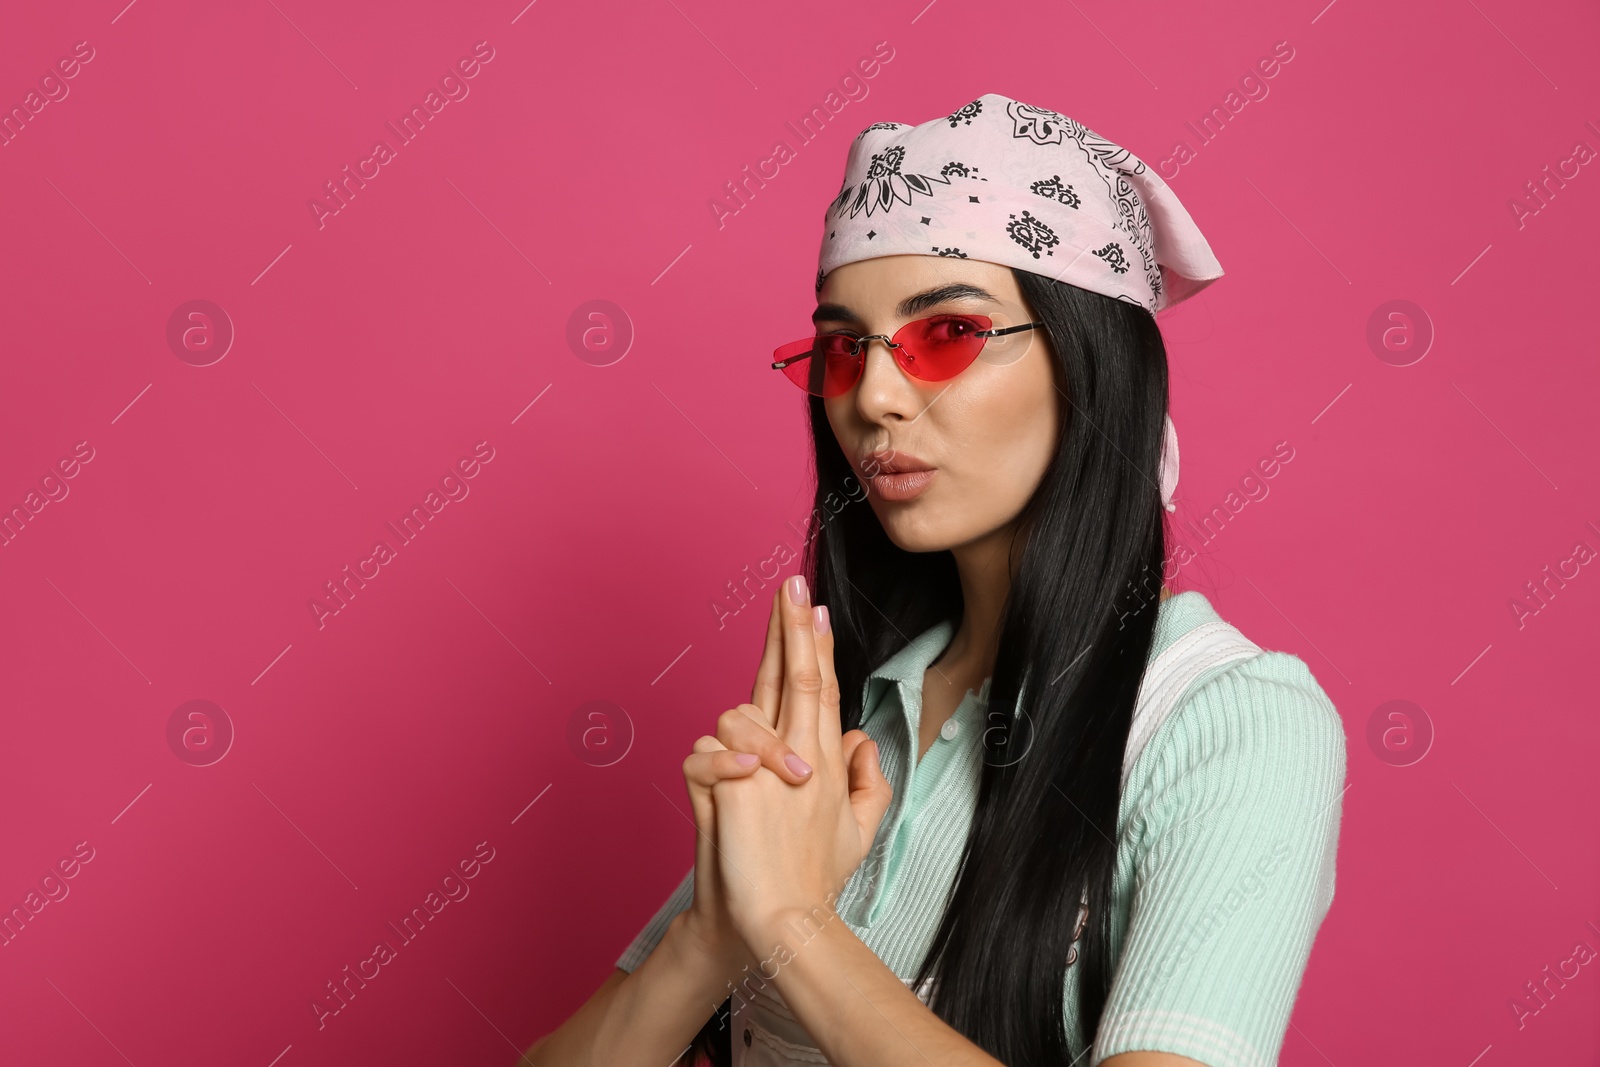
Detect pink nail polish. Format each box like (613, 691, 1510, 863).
(784, 753, 812, 777)
(734, 752, 759, 767)
(813, 604, 830, 636)
(787, 574, 809, 606)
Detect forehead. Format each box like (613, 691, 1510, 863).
(816, 255, 1023, 322)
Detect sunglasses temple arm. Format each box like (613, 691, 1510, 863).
(981, 321, 1043, 338)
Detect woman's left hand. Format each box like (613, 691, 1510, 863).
(710, 573, 893, 952)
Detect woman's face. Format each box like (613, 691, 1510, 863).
(818, 254, 1061, 553)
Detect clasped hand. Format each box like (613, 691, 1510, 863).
(679, 574, 893, 970)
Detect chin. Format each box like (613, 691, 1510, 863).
(872, 503, 967, 554)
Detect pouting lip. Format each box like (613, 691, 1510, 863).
(858, 449, 934, 475)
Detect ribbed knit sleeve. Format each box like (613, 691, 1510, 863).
(1091, 651, 1347, 1067)
(614, 867, 694, 973)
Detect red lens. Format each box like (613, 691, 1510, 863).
(774, 314, 995, 396)
(774, 334, 862, 397)
(893, 314, 992, 381)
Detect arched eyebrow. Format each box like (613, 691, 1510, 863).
(811, 282, 1000, 327)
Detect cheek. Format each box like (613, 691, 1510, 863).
(963, 363, 1057, 485)
(823, 397, 845, 430)
(823, 398, 853, 451)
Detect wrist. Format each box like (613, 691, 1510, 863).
(664, 911, 752, 987)
(738, 897, 847, 961)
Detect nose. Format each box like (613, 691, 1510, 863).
(852, 332, 919, 423)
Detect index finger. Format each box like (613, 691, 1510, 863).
(780, 573, 822, 759)
(813, 603, 841, 745)
(747, 585, 784, 727)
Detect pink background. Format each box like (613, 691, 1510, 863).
(2, 1, 1596, 1064)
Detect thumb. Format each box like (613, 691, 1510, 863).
(843, 731, 892, 837)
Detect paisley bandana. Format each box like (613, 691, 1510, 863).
(815, 92, 1220, 511)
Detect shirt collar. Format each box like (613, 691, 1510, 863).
(858, 617, 956, 728)
(856, 590, 1204, 729)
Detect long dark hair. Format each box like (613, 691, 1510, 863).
(687, 266, 1171, 1065)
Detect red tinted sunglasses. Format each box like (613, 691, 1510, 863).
(772, 314, 1044, 398)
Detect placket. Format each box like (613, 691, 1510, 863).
(861, 680, 986, 926)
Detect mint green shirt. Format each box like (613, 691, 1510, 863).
(618, 590, 1347, 1067)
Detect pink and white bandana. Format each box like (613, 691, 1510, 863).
(815, 92, 1225, 511)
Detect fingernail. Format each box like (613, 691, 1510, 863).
(784, 753, 812, 777)
(734, 752, 759, 767)
(813, 604, 830, 636)
(787, 574, 809, 606)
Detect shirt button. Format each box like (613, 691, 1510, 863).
(743, 1027, 752, 1047)
(940, 718, 959, 741)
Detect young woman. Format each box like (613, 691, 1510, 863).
(526, 93, 1345, 1067)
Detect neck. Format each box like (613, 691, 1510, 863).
(936, 521, 1019, 683)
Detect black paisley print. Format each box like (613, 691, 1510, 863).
(826, 144, 953, 220)
(1006, 210, 1059, 259)
(1004, 99, 1164, 306)
(946, 99, 983, 127)
(1029, 174, 1079, 208)
(1092, 241, 1130, 274)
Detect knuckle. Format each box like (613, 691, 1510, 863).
(739, 701, 775, 728)
(692, 734, 720, 754)
(789, 669, 824, 694)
